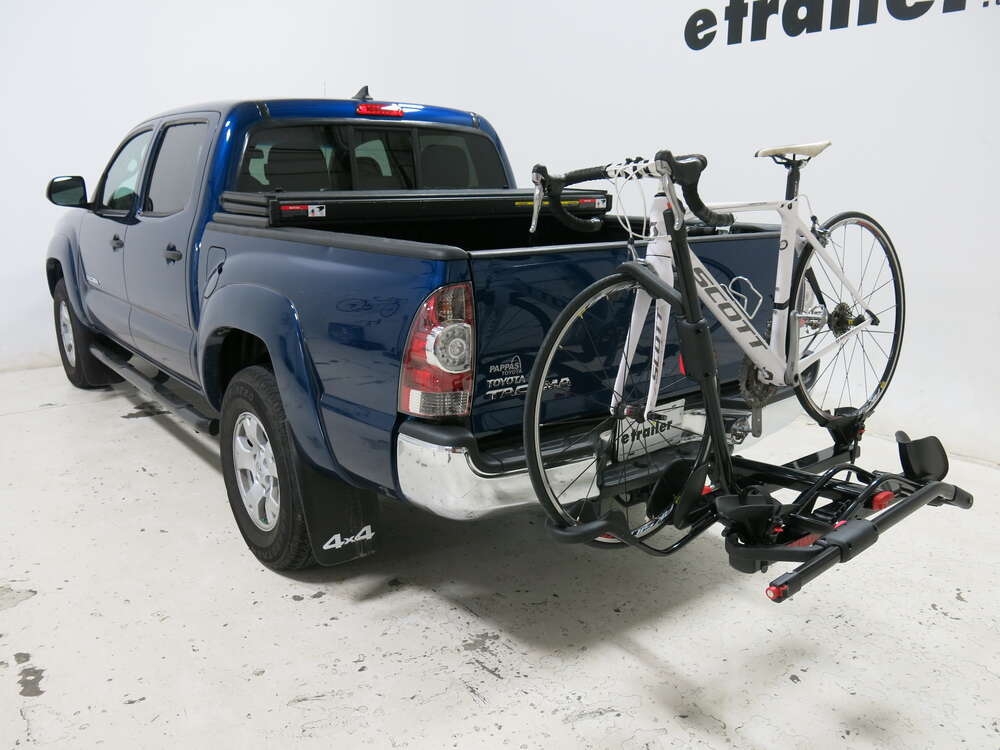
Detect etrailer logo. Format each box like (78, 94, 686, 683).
(684, 0, 978, 50)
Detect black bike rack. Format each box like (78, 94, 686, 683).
(547, 411, 974, 602)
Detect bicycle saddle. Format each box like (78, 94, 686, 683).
(755, 140, 832, 159)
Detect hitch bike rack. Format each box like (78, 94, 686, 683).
(547, 413, 973, 602)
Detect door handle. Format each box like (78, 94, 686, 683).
(110, 234, 124, 251)
(163, 245, 183, 263)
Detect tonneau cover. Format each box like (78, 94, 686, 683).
(219, 189, 612, 226)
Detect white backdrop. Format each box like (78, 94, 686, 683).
(1, 0, 996, 460)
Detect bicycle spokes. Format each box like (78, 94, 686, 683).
(792, 214, 904, 423)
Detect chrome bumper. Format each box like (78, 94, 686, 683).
(396, 433, 540, 521)
(395, 395, 802, 521)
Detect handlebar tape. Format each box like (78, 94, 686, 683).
(654, 150, 734, 228)
(562, 165, 611, 185)
(680, 183, 734, 228)
(532, 163, 607, 234)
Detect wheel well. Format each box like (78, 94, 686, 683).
(213, 330, 272, 404)
(46, 259, 64, 295)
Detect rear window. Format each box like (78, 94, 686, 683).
(234, 124, 507, 192)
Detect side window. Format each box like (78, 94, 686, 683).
(144, 123, 209, 215)
(100, 131, 153, 211)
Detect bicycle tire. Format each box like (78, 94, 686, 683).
(789, 211, 905, 424)
(523, 272, 708, 540)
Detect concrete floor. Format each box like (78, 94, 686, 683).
(1, 366, 997, 749)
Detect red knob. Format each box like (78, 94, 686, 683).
(871, 491, 895, 511)
(765, 584, 788, 601)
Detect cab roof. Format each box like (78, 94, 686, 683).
(143, 98, 481, 131)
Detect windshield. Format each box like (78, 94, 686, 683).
(234, 123, 508, 192)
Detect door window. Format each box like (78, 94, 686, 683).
(100, 131, 153, 212)
(144, 123, 209, 215)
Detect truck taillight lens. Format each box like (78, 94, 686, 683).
(399, 282, 475, 418)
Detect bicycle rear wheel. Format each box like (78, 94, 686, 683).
(523, 273, 709, 543)
(790, 212, 905, 424)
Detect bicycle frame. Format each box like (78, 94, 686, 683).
(612, 185, 873, 424)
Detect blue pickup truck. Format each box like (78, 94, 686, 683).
(45, 91, 791, 570)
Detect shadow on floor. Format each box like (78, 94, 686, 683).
(114, 383, 740, 650)
(114, 380, 739, 652)
(120, 388, 222, 474)
(293, 497, 740, 652)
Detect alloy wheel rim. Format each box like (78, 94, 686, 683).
(232, 412, 280, 532)
(59, 302, 76, 367)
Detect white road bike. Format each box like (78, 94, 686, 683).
(523, 142, 905, 544)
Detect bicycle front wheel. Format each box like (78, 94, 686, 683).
(790, 211, 905, 424)
(522, 273, 708, 543)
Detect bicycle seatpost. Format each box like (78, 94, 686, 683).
(784, 159, 803, 200)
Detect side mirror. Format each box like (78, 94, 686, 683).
(47, 176, 89, 208)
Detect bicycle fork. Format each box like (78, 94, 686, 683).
(610, 196, 673, 419)
(611, 194, 735, 493)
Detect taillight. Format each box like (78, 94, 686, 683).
(399, 282, 475, 418)
(356, 102, 405, 117)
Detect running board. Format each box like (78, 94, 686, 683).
(90, 345, 220, 436)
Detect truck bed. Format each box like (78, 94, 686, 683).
(211, 189, 780, 449)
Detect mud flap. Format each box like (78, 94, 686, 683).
(289, 435, 381, 566)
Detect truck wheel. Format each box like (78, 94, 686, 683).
(220, 365, 316, 570)
(52, 279, 122, 389)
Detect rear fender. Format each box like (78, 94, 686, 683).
(198, 283, 343, 478)
(199, 284, 381, 565)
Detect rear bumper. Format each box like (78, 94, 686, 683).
(396, 431, 539, 520)
(395, 394, 802, 521)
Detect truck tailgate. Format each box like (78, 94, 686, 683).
(468, 231, 780, 439)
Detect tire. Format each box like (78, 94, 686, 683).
(220, 365, 316, 570)
(52, 279, 123, 389)
(789, 211, 905, 424)
(523, 273, 708, 543)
